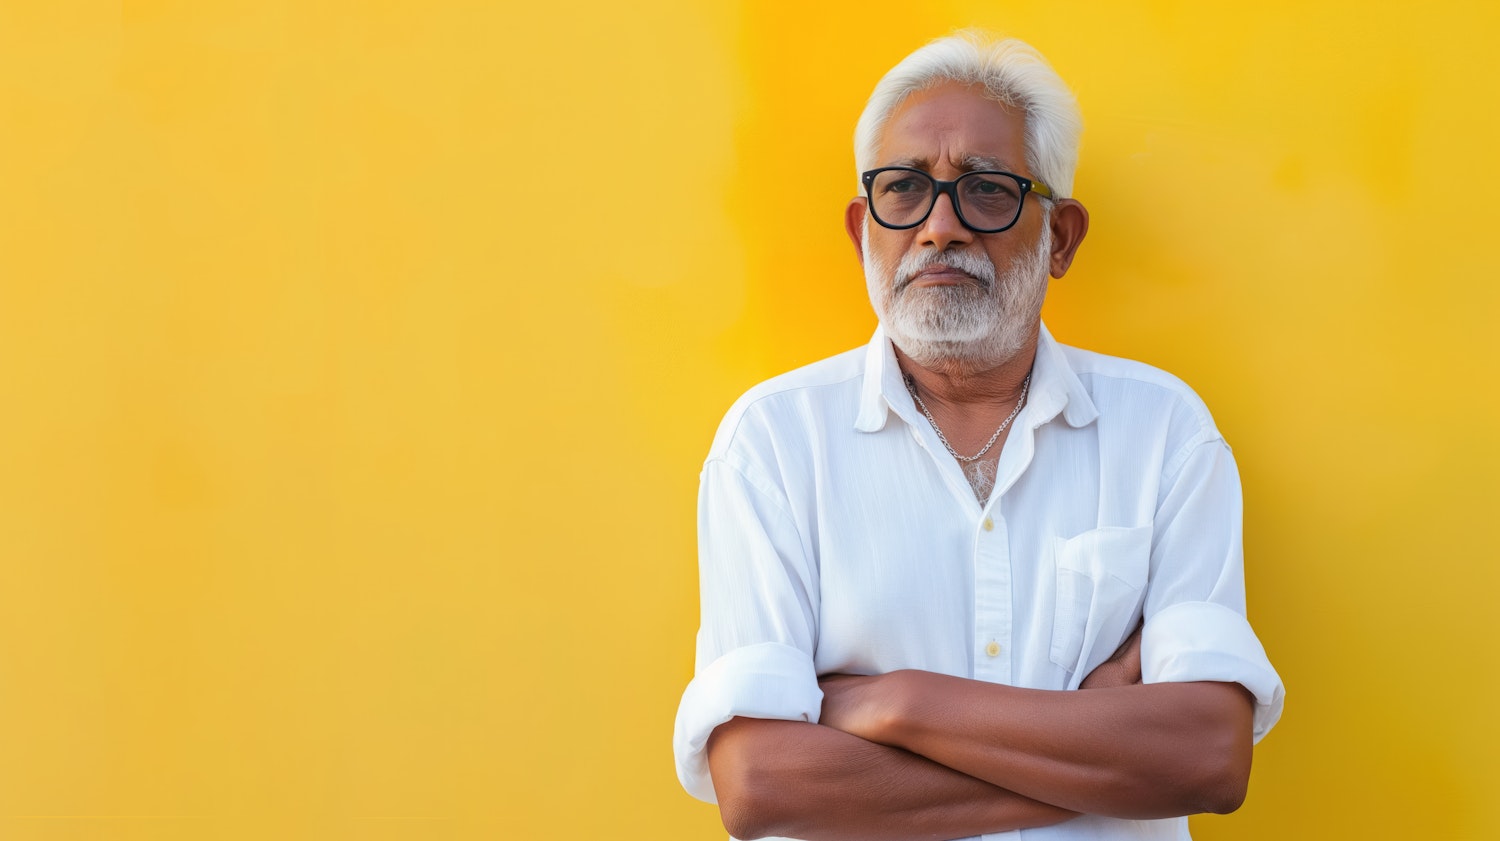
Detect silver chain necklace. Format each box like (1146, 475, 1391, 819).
(904, 372, 1031, 464)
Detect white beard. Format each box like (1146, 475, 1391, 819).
(864, 218, 1052, 370)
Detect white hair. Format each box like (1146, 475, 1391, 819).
(854, 30, 1082, 198)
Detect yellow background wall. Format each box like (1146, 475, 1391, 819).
(2, 1, 1496, 839)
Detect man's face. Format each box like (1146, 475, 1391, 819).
(855, 82, 1053, 369)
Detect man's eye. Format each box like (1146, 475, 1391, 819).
(963, 177, 1020, 202)
(886, 178, 921, 194)
(966, 176, 1014, 195)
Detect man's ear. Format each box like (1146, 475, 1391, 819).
(1047, 198, 1089, 279)
(845, 198, 867, 265)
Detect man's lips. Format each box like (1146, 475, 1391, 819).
(904, 264, 981, 288)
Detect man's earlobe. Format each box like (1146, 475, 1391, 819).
(845, 198, 868, 264)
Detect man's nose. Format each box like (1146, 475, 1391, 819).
(917, 191, 974, 251)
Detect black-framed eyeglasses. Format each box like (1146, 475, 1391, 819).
(860, 167, 1053, 234)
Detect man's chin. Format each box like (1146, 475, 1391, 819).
(888, 328, 998, 365)
(892, 329, 989, 349)
(884, 310, 993, 348)
(883, 314, 1034, 369)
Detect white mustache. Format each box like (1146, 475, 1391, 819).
(893, 249, 998, 295)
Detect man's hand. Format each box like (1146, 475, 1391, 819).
(1080, 622, 1143, 690)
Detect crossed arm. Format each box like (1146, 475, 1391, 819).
(706, 628, 1255, 840)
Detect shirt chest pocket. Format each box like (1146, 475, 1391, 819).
(1049, 525, 1151, 684)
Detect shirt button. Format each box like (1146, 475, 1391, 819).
(983, 517, 994, 532)
(985, 641, 1001, 657)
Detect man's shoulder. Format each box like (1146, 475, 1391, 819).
(706, 344, 867, 462)
(1056, 340, 1222, 442)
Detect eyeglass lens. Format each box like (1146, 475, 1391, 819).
(869, 170, 1025, 231)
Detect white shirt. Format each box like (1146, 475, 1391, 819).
(674, 324, 1285, 841)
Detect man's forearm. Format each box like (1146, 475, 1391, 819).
(707, 716, 1075, 841)
(822, 674, 1254, 820)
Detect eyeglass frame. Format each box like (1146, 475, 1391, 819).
(859, 166, 1054, 234)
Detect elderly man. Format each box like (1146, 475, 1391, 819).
(673, 32, 1284, 841)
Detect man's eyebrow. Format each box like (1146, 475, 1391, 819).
(961, 154, 1014, 172)
(882, 154, 1019, 173)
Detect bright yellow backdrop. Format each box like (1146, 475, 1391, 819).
(2, 1, 1497, 839)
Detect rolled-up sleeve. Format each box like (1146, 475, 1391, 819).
(673, 456, 822, 804)
(1143, 601, 1283, 741)
(674, 642, 823, 802)
(1141, 437, 1286, 743)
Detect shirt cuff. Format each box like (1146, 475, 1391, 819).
(673, 642, 824, 803)
(1142, 601, 1286, 744)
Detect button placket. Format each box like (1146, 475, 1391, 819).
(972, 510, 1011, 683)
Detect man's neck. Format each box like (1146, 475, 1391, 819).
(894, 333, 1039, 410)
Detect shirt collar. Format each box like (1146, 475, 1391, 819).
(854, 322, 1099, 433)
